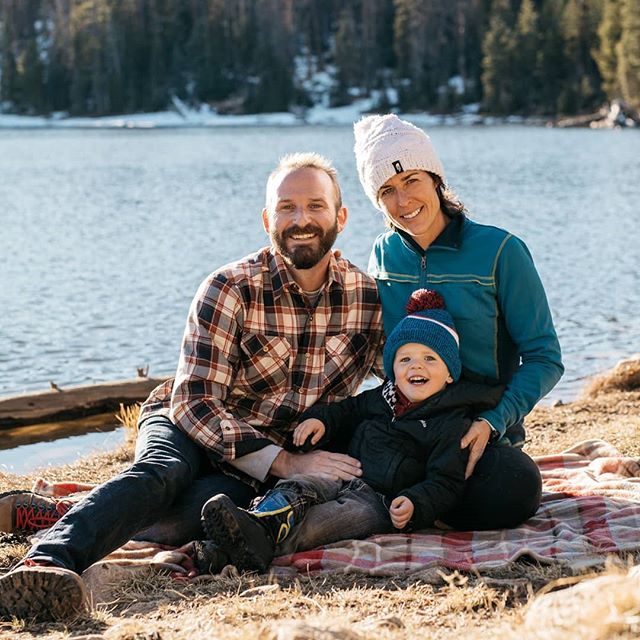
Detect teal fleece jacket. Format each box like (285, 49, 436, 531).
(368, 215, 563, 442)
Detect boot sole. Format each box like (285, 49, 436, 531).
(0, 567, 88, 621)
(202, 495, 270, 573)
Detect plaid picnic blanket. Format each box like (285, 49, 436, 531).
(270, 439, 640, 576)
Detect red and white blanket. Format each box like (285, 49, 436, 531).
(32, 439, 640, 577)
(270, 440, 640, 576)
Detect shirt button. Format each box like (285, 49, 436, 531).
(305, 353, 311, 359)
(263, 345, 270, 352)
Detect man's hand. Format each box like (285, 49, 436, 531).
(461, 419, 492, 479)
(389, 496, 414, 529)
(270, 449, 361, 481)
(293, 418, 326, 448)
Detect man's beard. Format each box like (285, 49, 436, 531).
(272, 221, 338, 269)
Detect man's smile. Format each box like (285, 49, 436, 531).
(289, 232, 317, 240)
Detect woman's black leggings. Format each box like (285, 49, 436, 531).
(440, 444, 542, 530)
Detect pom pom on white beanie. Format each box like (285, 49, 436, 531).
(353, 114, 445, 210)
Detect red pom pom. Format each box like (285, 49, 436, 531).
(406, 289, 445, 314)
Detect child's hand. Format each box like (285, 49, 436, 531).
(293, 419, 326, 448)
(389, 496, 414, 529)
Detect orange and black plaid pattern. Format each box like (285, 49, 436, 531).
(139, 247, 384, 464)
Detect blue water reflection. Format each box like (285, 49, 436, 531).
(1, 126, 639, 404)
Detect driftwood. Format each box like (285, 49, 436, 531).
(556, 100, 639, 129)
(0, 377, 166, 428)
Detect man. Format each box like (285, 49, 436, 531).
(0, 153, 384, 621)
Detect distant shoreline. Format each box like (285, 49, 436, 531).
(0, 101, 621, 131)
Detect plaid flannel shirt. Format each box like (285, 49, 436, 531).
(139, 247, 384, 479)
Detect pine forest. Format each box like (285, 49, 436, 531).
(1, 0, 639, 118)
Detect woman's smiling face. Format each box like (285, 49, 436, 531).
(377, 170, 448, 249)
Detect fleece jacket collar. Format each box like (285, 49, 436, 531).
(397, 213, 465, 255)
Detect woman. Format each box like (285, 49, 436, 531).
(354, 114, 563, 529)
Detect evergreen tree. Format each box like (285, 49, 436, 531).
(617, 0, 640, 110)
(0, 3, 20, 110)
(46, 0, 73, 113)
(594, 0, 622, 99)
(513, 0, 539, 113)
(536, 0, 568, 114)
(244, 0, 295, 113)
(359, 0, 389, 92)
(481, 0, 516, 113)
(393, 0, 456, 110)
(333, 5, 362, 105)
(560, 0, 602, 112)
(20, 34, 45, 113)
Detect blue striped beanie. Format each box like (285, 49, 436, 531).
(383, 289, 461, 382)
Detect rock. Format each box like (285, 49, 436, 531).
(524, 566, 640, 640)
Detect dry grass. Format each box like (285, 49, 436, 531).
(115, 403, 141, 440)
(1, 360, 640, 639)
(583, 355, 640, 397)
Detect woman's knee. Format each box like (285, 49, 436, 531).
(481, 447, 542, 526)
(509, 451, 542, 520)
(446, 446, 542, 530)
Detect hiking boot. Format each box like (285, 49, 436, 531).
(192, 540, 232, 574)
(0, 565, 88, 621)
(0, 490, 72, 533)
(201, 493, 294, 572)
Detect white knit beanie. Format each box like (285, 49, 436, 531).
(353, 114, 445, 210)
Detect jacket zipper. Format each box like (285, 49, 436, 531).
(420, 254, 428, 288)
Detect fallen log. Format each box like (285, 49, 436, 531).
(0, 377, 167, 428)
(556, 100, 639, 129)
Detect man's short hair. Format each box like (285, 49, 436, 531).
(265, 152, 343, 211)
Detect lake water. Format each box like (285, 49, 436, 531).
(1, 125, 639, 409)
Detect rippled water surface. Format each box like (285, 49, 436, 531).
(1, 126, 639, 402)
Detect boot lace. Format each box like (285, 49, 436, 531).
(14, 496, 72, 531)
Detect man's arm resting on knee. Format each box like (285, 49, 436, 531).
(269, 449, 362, 481)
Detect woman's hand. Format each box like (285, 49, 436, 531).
(293, 418, 326, 448)
(461, 419, 492, 479)
(389, 496, 414, 529)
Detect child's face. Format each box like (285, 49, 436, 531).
(393, 342, 453, 403)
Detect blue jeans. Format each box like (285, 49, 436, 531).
(261, 475, 394, 556)
(25, 416, 255, 573)
(262, 447, 541, 554)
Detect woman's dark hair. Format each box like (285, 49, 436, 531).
(383, 171, 466, 230)
(433, 174, 466, 219)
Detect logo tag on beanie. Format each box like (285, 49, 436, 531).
(392, 160, 404, 173)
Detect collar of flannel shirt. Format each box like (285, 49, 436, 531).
(267, 247, 344, 300)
